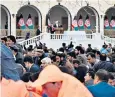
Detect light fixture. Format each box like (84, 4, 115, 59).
(57, 0, 62, 5)
(12, 14, 15, 18)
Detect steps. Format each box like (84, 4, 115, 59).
(18, 32, 114, 50)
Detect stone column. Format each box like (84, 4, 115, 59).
(11, 14, 16, 37)
(96, 15, 99, 34)
(100, 15, 104, 36)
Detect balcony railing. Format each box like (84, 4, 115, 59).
(104, 29, 115, 37)
(16, 29, 37, 39)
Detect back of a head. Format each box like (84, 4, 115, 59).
(59, 66, 71, 74)
(1, 37, 7, 42)
(87, 52, 96, 58)
(96, 50, 101, 55)
(76, 65, 88, 83)
(59, 47, 64, 53)
(30, 72, 40, 82)
(67, 51, 76, 59)
(10, 45, 19, 52)
(21, 72, 31, 82)
(95, 69, 109, 82)
(24, 56, 33, 64)
(88, 44, 91, 47)
(100, 54, 107, 61)
(62, 43, 66, 47)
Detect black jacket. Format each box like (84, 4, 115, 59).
(15, 52, 24, 65)
(93, 61, 115, 72)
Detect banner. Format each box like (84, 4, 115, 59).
(84, 15, 91, 29)
(104, 15, 110, 29)
(18, 14, 26, 29)
(26, 14, 34, 29)
(78, 15, 84, 30)
(72, 20, 78, 31)
(110, 16, 115, 29)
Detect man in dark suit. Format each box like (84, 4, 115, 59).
(88, 69, 115, 97)
(24, 56, 39, 73)
(10, 45, 24, 65)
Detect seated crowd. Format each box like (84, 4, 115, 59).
(1, 35, 115, 97)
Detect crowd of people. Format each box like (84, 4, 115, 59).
(1, 35, 115, 97)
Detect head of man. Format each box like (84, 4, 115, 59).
(108, 72, 115, 86)
(24, 56, 34, 69)
(1, 37, 7, 45)
(100, 54, 107, 61)
(67, 52, 76, 62)
(75, 46, 84, 55)
(7, 35, 16, 47)
(73, 59, 80, 69)
(34, 49, 43, 57)
(41, 57, 51, 69)
(84, 71, 94, 82)
(87, 52, 96, 65)
(94, 69, 109, 85)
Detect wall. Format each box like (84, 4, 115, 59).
(1, 7, 7, 29)
(49, 6, 68, 24)
(1, 0, 115, 37)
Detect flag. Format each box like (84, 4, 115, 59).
(78, 15, 84, 30)
(18, 14, 26, 29)
(110, 15, 115, 29)
(72, 19, 78, 31)
(104, 15, 110, 29)
(26, 14, 34, 29)
(84, 15, 91, 29)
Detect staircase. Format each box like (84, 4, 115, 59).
(18, 32, 115, 51)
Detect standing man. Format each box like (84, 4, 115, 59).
(36, 26, 41, 36)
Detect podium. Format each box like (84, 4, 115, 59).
(54, 27, 64, 34)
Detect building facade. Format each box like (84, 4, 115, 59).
(1, 0, 115, 38)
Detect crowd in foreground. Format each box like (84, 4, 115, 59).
(1, 35, 115, 97)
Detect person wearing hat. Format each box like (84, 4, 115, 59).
(28, 65, 93, 97)
(10, 45, 24, 65)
